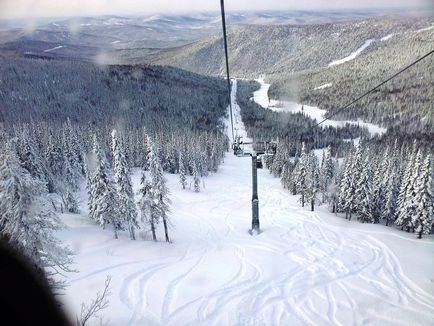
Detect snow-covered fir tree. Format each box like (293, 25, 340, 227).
(412, 155, 433, 238)
(147, 136, 172, 242)
(339, 144, 363, 221)
(306, 152, 320, 211)
(89, 136, 123, 239)
(396, 148, 422, 231)
(112, 129, 139, 240)
(193, 161, 201, 193)
(137, 169, 154, 240)
(0, 141, 72, 288)
(295, 143, 308, 207)
(355, 151, 374, 223)
(179, 150, 187, 190)
(320, 146, 334, 204)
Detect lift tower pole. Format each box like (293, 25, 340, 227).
(251, 152, 260, 233)
(220, 0, 234, 144)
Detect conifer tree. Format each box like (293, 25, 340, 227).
(138, 169, 154, 240)
(396, 148, 422, 231)
(0, 141, 72, 288)
(179, 150, 187, 190)
(296, 143, 308, 207)
(112, 130, 139, 240)
(306, 152, 320, 211)
(91, 137, 123, 239)
(355, 152, 374, 223)
(148, 136, 171, 242)
(412, 155, 433, 238)
(193, 161, 201, 193)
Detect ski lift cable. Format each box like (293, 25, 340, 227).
(314, 49, 434, 127)
(220, 0, 235, 144)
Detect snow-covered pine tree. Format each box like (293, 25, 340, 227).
(0, 141, 72, 288)
(382, 147, 400, 226)
(18, 130, 55, 193)
(355, 151, 374, 223)
(91, 136, 123, 239)
(412, 155, 433, 238)
(179, 150, 187, 190)
(296, 143, 308, 207)
(320, 146, 334, 204)
(193, 160, 201, 193)
(329, 157, 341, 213)
(339, 144, 362, 220)
(396, 148, 422, 231)
(306, 152, 320, 211)
(147, 136, 172, 242)
(137, 169, 155, 240)
(112, 130, 139, 240)
(371, 147, 390, 222)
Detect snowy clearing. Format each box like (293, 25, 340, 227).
(58, 81, 434, 325)
(314, 83, 333, 90)
(328, 39, 374, 67)
(253, 79, 387, 136)
(252, 78, 270, 109)
(44, 45, 65, 52)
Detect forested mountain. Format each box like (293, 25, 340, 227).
(0, 9, 409, 62)
(0, 56, 228, 129)
(147, 16, 433, 132)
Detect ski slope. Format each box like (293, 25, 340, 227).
(58, 81, 434, 325)
(253, 78, 387, 136)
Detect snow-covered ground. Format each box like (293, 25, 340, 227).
(328, 39, 374, 67)
(58, 81, 433, 325)
(252, 79, 387, 136)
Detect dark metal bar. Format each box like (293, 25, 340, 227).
(220, 0, 234, 143)
(251, 152, 260, 233)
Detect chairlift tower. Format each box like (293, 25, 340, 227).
(251, 151, 260, 234)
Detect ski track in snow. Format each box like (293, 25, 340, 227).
(328, 39, 374, 67)
(60, 80, 434, 325)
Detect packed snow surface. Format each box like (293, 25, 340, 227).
(328, 39, 374, 67)
(59, 81, 433, 325)
(252, 78, 270, 108)
(253, 79, 387, 136)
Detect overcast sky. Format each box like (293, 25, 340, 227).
(0, 0, 432, 19)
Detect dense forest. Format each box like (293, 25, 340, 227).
(0, 57, 230, 288)
(238, 80, 434, 238)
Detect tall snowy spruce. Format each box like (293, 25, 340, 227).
(355, 151, 374, 223)
(396, 148, 422, 231)
(306, 152, 320, 211)
(138, 169, 154, 240)
(193, 161, 201, 193)
(179, 150, 187, 190)
(0, 141, 72, 288)
(412, 155, 433, 238)
(112, 130, 139, 240)
(320, 146, 334, 204)
(295, 143, 308, 207)
(147, 136, 172, 242)
(339, 144, 362, 221)
(89, 136, 123, 239)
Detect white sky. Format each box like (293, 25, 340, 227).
(0, 0, 432, 19)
